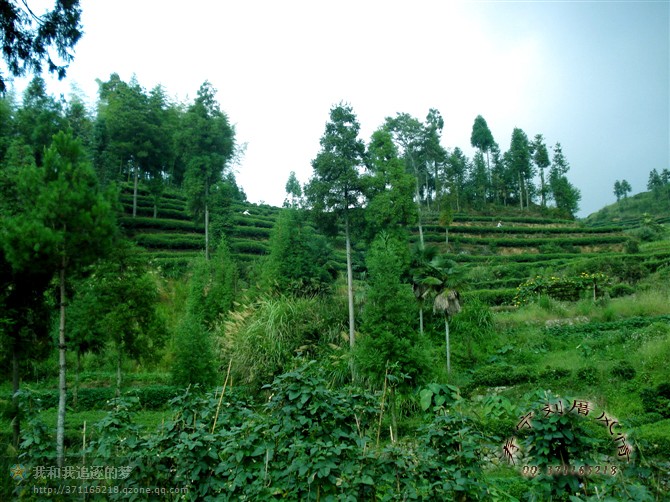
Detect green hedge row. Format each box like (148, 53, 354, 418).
(18, 385, 182, 411)
(545, 315, 670, 338)
(422, 224, 624, 235)
(461, 288, 517, 306)
(450, 214, 574, 225)
(231, 202, 281, 217)
(119, 183, 186, 202)
(470, 363, 534, 386)
(230, 225, 272, 239)
(230, 239, 269, 255)
(231, 215, 276, 228)
(468, 278, 526, 290)
(421, 234, 627, 247)
(123, 206, 191, 221)
(451, 252, 604, 263)
(119, 216, 202, 232)
(453, 251, 668, 266)
(134, 233, 204, 250)
(587, 215, 670, 228)
(144, 250, 202, 259)
(119, 194, 186, 211)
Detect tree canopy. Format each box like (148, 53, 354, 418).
(0, 0, 82, 93)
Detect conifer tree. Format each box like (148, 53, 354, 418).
(306, 103, 365, 348)
(1, 131, 117, 467)
(180, 81, 235, 260)
(531, 134, 551, 207)
(357, 232, 428, 439)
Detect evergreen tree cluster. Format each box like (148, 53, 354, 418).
(0, 75, 243, 466)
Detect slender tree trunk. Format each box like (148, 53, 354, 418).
(12, 343, 20, 448)
(419, 303, 424, 336)
(389, 386, 398, 442)
(518, 173, 523, 209)
(409, 155, 425, 248)
(424, 176, 430, 212)
(56, 260, 67, 469)
(445, 315, 451, 376)
(132, 162, 139, 218)
(153, 203, 158, 219)
(540, 168, 546, 207)
(415, 177, 425, 248)
(345, 213, 355, 348)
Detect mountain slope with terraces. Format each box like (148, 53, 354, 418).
(120, 184, 669, 306)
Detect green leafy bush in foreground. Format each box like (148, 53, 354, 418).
(14, 364, 485, 501)
(12, 364, 664, 501)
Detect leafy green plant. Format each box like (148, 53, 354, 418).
(516, 393, 607, 499)
(219, 295, 345, 390)
(640, 383, 670, 418)
(419, 383, 461, 414)
(610, 361, 636, 380)
(471, 363, 533, 387)
(171, 313, 217, 388)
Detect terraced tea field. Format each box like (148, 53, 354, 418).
(417, 213, 670, 306)
(119, 186, 280, 274)
(121, 186, 670, 307)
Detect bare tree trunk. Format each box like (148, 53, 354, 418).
(424, 180, 431, 211)
(389, 386, 398, 442)
(419, 304, 424, 336)
(415, 176, 424, 248)
(56, 260, 67, 469)
(518, 173, 524, 210)
(345, 213, 355, 348)
(411, 156, 425, 248)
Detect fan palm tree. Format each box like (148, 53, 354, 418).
(433, 290, 461, 375)
(411, 244, 439, 336)
(410, 244, 454, 336)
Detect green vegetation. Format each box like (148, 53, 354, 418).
(1, 77, 669, 500)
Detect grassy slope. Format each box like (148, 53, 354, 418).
(3, 189, 670, 498)
(584, 187, 670, 226)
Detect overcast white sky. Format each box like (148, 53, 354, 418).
(9, 0, 670, 217)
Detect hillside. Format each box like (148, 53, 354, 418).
(120, 185, 670, 310)
(584, 187, 670, 227)
(3, 185, 670, 500)
(118, 185, 281, 275)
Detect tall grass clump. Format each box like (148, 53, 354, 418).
(606, 289, 670, 318)
(217, 295, 346, 390)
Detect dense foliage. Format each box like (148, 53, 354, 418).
(1, 71, 669, 501)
